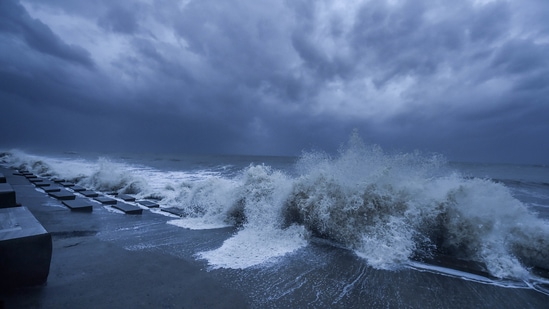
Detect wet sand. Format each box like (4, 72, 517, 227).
(1, 166, 548, 308)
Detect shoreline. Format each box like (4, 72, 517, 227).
(0, 167, 248, 308)
(1, 166, 549, 308)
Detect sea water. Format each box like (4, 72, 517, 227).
(1, 135, 549, 304)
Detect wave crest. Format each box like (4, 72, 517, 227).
(283, 140, 549, 278)
(2, 139, 548, 278)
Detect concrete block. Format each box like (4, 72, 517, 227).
(25, 174, 38, 179)
(29, 178, 45, 183)
(161, 207, 185, 217)
(70, 186, 86, 192)
(80, 190, 99, 198)
(112, 203, 143, 215)
(117, 194, 136, 202)
(35, 181, 53, 188)
(48, 190, 76, 201)
(0, 173, 6, 183)
(62, 199, 93, 212)
(60, 182, 75, 187)
(94, 196, 117, 205)
(0, 207, 52, 288)
(137, 200, 159, 208)
(42, 186, 62, 193)
(0, 183, 17, 208)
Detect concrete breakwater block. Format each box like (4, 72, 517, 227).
(161, 207, 185, 217)
(94, 196, 117, 205)
(70, 186, 86, 192)
(62, 199, 93, 212)
(0, 183, 17, 208)
(35, 181, 53, 188)
(42, 186, 61, 193)
(48, 190, 76, 201)
(29, 178, 45, 183)
(112, 203, 143, 215)
(137, 200, 159, 208)
(117, 194, 136, 202)
(0, 173, 6, 183)
(0, 207, 52, 288)
(59, 182, 75, 187)
(80, 190, 99, 198)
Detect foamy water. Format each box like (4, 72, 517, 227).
(1, 135, 548, 283)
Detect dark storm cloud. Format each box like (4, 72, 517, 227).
(98, 5, 139, 34)
(492, 39, 549, 78)
(1, 0, 548, 164)
(0, 0, 93, 67)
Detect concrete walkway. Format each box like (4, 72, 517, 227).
(0, 167, 248, 309)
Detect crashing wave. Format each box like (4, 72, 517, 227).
(2, 136, 548, 278)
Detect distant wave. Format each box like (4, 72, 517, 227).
(2, 136, 549, 280)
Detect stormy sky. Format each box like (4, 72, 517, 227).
(1, 0, 548, 164)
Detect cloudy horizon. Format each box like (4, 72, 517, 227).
(1, 0, 548, 164)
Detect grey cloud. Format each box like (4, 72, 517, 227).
(98, 5, 139, 34)
(468, 1, 510, 42)
(492, 39, 548, 75)
(0, 0, 93, 68)
(1, 0, 548, 164)
(172, 0, 303, 94)
(291, 31, 353, 82)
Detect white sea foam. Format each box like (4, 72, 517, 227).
(406, 261, 531, 289)
(197, 164, 309, 268)
(167, 218, 231, 230)
(197, 225, 308, 269)
(2, 137, 548, 280)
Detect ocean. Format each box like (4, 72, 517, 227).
(1, 139, 548, 307)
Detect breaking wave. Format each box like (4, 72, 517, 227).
(1, 134, 548, 279)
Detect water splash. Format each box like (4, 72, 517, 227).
(2, 137, 548, 279)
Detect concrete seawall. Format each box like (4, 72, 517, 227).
(0, 167, 248, 308)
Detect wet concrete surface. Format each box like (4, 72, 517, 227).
(0, 167, 247, 309)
